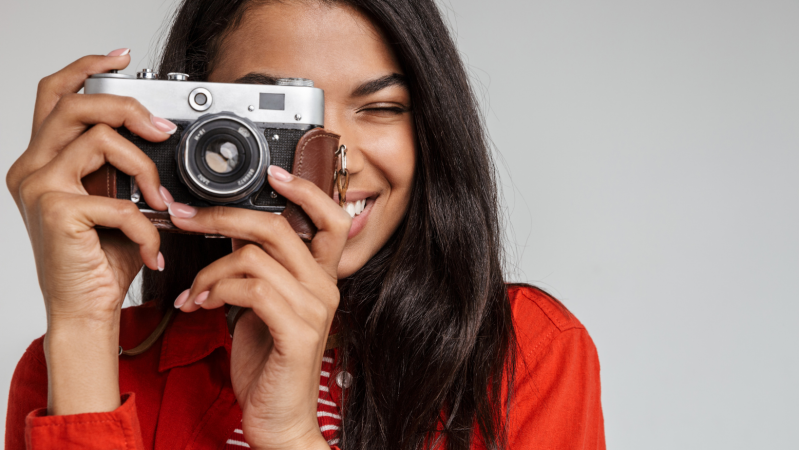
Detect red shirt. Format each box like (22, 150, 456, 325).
(5, 285, 605, 449)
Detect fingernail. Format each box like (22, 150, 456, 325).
(194, 291, 210, 306)
(268, 165, 293, 182)
(159, 186, 174, 206)
(168, 202, 197, 218)
(174, 289, 190, 309)
(151, 115, 177, 135)
(157, 252, 165, 272)
(106, 48, 130, 57)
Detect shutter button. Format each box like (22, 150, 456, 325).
(167, 72, 189, 81)
(137, 69, 158, 79)
(336, 371, 353, 389)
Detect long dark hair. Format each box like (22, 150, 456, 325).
(144, 1, 518, 449)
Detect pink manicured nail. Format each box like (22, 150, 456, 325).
(159, 186, 174, 206)
(268, 165, 293, 182)
(106, 48, 130, 57)
(151, 115, 177, 135)
(157, 252, 165, 272)
(194, 291, 210, 306)
(174, 289, 190, 308)
(168, 202, 197, 218)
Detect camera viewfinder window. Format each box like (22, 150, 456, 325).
(259, 93, 286, 110)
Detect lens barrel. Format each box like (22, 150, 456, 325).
(176, 113, 269, 204)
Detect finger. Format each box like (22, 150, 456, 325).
(30, 93, 175, 169)
(195, 278, 322, 351)
(23, 124, 168, 211)
(38, 192, 162, 271)
(168, 204, 324, 282)
(176, 245, 333, 329)
(266, 166, 351, 277)
(33, 50, 132, 137)
(13, 95, 176, 202)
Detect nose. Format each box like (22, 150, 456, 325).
(325, 108, 364, 177)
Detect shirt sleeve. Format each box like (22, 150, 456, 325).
(5, 337, 146, 450)
(5, 339, 47, 450)
(24, 393, 146, 450)
(509, 328, 605, 449)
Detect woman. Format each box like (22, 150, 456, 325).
(5, 0, 604, 449)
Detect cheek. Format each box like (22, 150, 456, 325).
(337, 122, 415, 278)
(373, 124, 416, 195)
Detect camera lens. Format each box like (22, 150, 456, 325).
(177, 113, 269, 204)
(203, 139, 240, 174)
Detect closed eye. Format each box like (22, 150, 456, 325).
(358, 104, 410, 116)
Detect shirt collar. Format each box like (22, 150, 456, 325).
(159, 306, 231, 372)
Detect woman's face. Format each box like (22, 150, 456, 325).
(209, 2, 416, 278)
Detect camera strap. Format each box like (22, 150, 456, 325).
(335, 145, 349, 206)
(119, 308, 175, 356)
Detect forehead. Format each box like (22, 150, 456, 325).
(210, 2, 402, 87)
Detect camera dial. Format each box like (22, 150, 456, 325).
(176, 112, 270, 204)
(167, 73, 190, 81)
(137, 69, 158, 79)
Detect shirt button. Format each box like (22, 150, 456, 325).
(336, 370, 353, 389)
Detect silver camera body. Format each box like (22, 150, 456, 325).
(84, 70, 325, 212)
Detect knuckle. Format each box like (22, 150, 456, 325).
(148, 227, 161, 246)
(36, 75, 55, 94)
(273, 214, 295, 234)
(121, 96, 144, 115)
(297, 324, 323, 347)
(6, 161, 22, 196)
(309, 300, 331, 326)
(18, 173, 43, 207)
(193, 269, 211, 290)
(114, 200, 139, 219)
(207, 207, 234, 233)
(141, 155, 158, 175)
(321, 284, 341, 311)
(237, 244, 264, 264)
(248, 280, 271, 299)
(331, 211, 353, 234)
(38, 192, 67, 225)
(86, 123, 115, 145)
(207, 206, 230, 224)
(78, 54, 103, 68)
(53, 93, 79, 114)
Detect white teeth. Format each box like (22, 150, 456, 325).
(343, 199, 367, 218)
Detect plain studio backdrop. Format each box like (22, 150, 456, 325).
(1, 0, 797, 448)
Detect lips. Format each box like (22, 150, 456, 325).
(334, 190, 378, 239)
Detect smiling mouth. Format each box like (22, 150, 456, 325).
(338, 195, 377, 239)
(342, 199, 367, 217)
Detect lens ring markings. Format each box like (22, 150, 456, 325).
(176, 113, 270, 204)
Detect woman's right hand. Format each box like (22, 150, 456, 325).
(5, 50, 176, 415)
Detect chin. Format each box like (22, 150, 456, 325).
(337, 252, 365, 280)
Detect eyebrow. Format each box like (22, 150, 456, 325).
(352, 73, 408, 97)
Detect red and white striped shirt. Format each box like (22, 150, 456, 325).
(223, 349, 342, 449)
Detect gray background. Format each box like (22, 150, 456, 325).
(1, 0, 797, 448)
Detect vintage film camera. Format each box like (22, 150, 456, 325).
(82, 69, 340, 240)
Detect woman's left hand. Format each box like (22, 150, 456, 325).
(171, 165, 351, 450)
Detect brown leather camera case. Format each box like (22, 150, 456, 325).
(82, 128, 340, 242)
